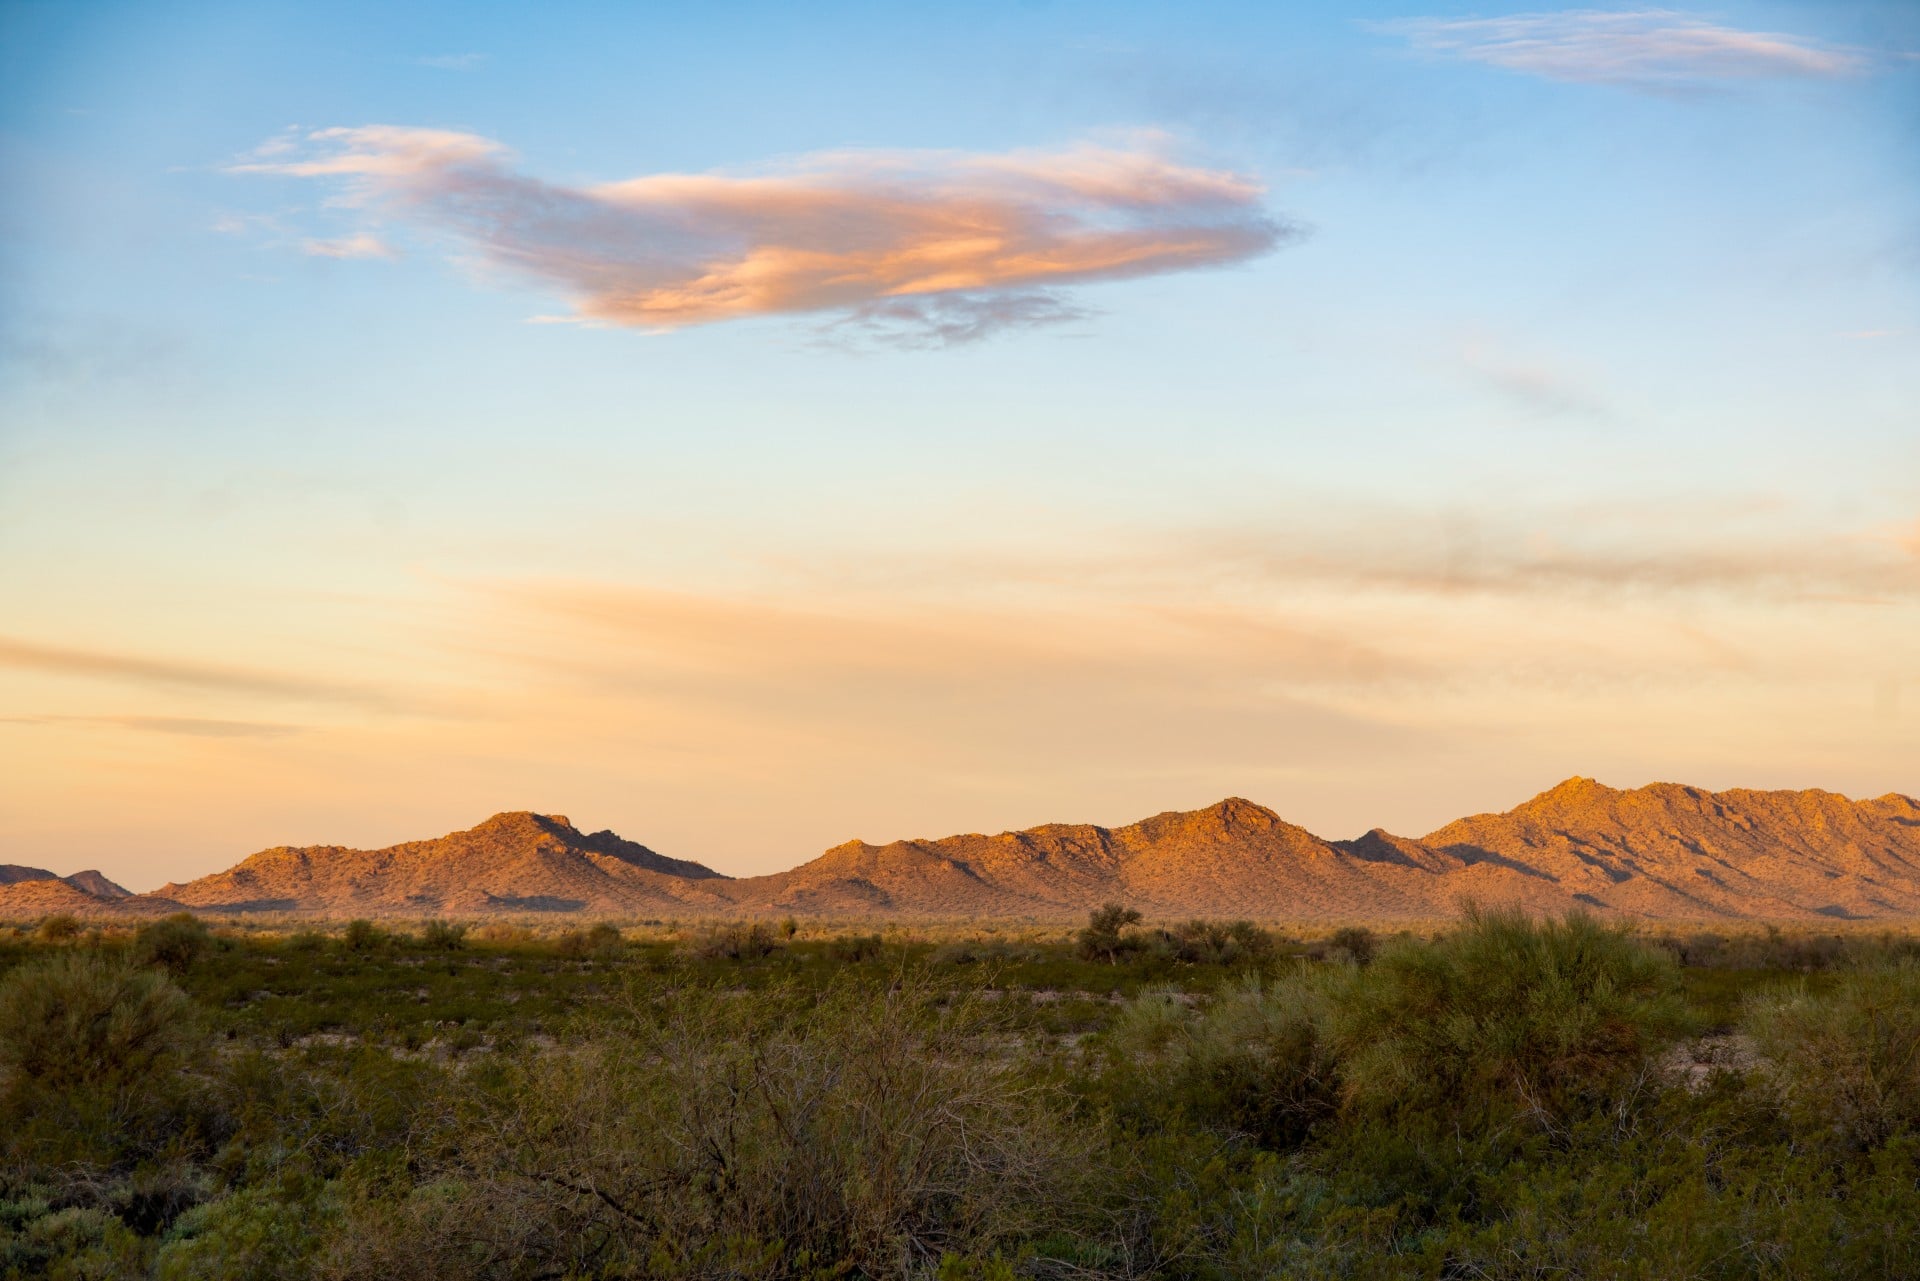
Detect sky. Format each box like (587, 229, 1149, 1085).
(1, 1, 1916, 890)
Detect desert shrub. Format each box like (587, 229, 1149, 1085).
(0, 1200, 147, 1279)
(341, 920, 384, 953)
(35, 914, 81, 943)
(1157, 919, 1275, 966)
(475, 923, 532, 945)
(686, 922, 780, 962)
(554, 922, 622, 959)
(369, 975, 1099, 1278)
(1106, 969, 1340, 1149)
(132, 914, 212, 975)
(285, 930, 327, 952)
(1323, 926, 1376, 966)
(1077, 903, 1144, 963)
(1327, 907, 1688, 1129)
(828, 932, 884, 964)
(419, 919, 468, 950)
(1745, 960, 1920, 1149)
(0, 953, 212, 1210)
(779, 916, 799, 939)
(0, 951, 199, 1093)
(152, 1178, 345, 1280)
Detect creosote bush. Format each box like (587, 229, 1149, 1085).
(132, 913, 213, 974)
(419, 919, 468, 950)
(341, 919, 385, 953)
(685, 922, 780, 961)
(1745, 959, 1920, 1149)
(333, 975, 1097, 1279)
(1107, 970, 1341, 1149)
(34, 914, 81, 944)
(828, 932, 885, 963)
(555, 922, 622, 959)
(1327, 906, 1689, 1127)
(0, 951, 199, 1093)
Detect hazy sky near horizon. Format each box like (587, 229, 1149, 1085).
(3, 1, 1917, 889)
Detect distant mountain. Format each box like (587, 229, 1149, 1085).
(0, 864, 135, 900)
(156, 812, 728, 915)
(1422, 776, 1920, 921)
(8, 779, 1920, 922)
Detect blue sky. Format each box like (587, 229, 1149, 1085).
(2, 1, 1916, 886)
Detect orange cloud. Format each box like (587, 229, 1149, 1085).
(233, 128, 1291, 340)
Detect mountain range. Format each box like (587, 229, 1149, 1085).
(7, 777, 1920, 922)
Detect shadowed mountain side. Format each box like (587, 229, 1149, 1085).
(0, 878, 179, 917)
(0, 864, 135, 899)
(156, 812, 732, 915)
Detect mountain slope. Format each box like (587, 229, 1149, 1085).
(157, 812, 731, 914)
(1423, 777, 1920, 920)
(11, 778, 1920, 922)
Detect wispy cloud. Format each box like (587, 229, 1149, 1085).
(231, 127, 1293, 342)
(301, 232, 396, 259)
(1, 714, 302, 739)
(1376, 10, 1866, 91)
(0, 636, 394, 707)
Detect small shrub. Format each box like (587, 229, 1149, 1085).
(1324, 926, 1376, 966)
(555, 923, 623, 959)
(1745, 960, 1920, 1149)
(132, 914, 212, 975)
(1077, 904, 1144, 963)
(341, 920, 384, 953)
(1159, 919, 1275, 966)
(779, 916, 799, 939)
(34, 914, 81, 943)
(1106, 969, 1340, 1149)
(828, 933, 884, 964)
(686, 923, 781, 962)
(419, 919, 468, 950)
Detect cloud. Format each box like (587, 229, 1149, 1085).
(301, 232, 396, 259)
(0, 636, 395, 707)
(1459, 337, 1607, 418)
(1, 715, 302, 739)
(1375, 10, 1867, 90)
(231, 127, 1293, 341)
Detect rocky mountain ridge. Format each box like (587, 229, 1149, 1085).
(10, 777, 1920, 922)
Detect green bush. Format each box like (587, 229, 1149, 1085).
(0, 951, 199, 1093)
(368, 976, 1100, 1278)
(132, 914, 212, 975)
(418, 919, 467, 950)
(554, 921, 622, 959)
(827, 932, 884, 963)
(34, 914, 81, 943)
(1106, 969, 1340, 1149)
(1324, 926, 1376, 966)
(1155, 919, 1276, 966)
(341, 919, 384, 953)
(685, 922, 780, 961)
(1327, 907, 1688, 1129)
(1745, 960, 1920, 1149)
(0, 952, 212, 1218)
(1077, 903, 1144, 963)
